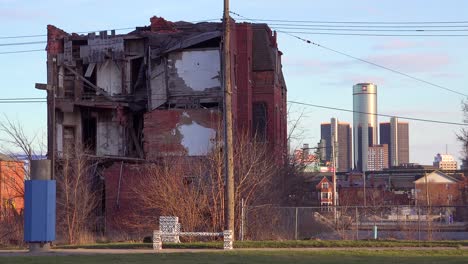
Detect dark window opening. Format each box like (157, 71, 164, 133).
(252, 102, 267, 141)
(82, 111, 97, 153)
(63, 68, 75, 99)
(200, 102, 219, 109)
(83, 65, 97, 100)
(131, 58, 145, 93)
(130, 112, 144, 158)
(63, 126, 75, 152)
(185, 37, 221, 49)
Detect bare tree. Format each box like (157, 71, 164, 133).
(56, 143, 99, 244)
(125, 130, 278, 239)
(0, 116, 45, 246)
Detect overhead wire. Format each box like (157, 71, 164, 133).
(272, 31, 468, 37)
(276, 30, 468, 97)
(0, 97, 45, 100)
(228, 11, 468, 97)
(0, 96, 465, 126)
(0, 49, 44, 55)
(256, 23, 468, 28)
(269, 27, 468, 32)
(228, 12, 468, 24)
(0, 41, 47, 47)
(287, 100, 467, 126)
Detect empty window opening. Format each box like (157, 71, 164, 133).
(252, 102, 267, 141)
(82, 111, 97, 153)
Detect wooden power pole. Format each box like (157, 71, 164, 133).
(223, 0, 235, 238)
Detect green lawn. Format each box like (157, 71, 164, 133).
(54, 240, 468, 249)
(1, 250, 468, 264)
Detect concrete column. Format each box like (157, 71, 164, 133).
(30, 160, 51, 180)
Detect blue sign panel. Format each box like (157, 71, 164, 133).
(24, 180, 56, 242)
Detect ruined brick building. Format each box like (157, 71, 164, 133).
(41, 16, 287, 234)
(44, 16, 287, 162)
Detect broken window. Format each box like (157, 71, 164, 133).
(63, 126, 75, 152)
(62, 68, 75, 99)
(82, 111, 97, 153)
(131, 58, 145, 93)
(252, 102, 267, 141)
(83, 63, 97, 99)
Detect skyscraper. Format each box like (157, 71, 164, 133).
(380, 117, 409, 167)
(353, 83, 377, 171)
(367, 144, 389, 171)
(320, 118, 352, 172)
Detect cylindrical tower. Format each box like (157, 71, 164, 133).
(353, 83, 377, 171)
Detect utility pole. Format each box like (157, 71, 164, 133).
(51, 57, 57, 180)
(331, 137, 337, 224)
(223, 0, 235, 239)
(363, 170, 366, 207)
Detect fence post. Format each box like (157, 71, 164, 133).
(240, 198, 245, 241)
(153, 230, 162, 251)
(223, 230, 233, 250)
(294, 207, 298, 240)
(417, 206, 421, 242)
(355, 206, 359, 240)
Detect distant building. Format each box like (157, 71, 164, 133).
(315, 176, 335, 206)
(353, 83, 378, 171)
(320, 118, 352, 172)
(380, 117, 409, 166)
(414, 170, 464, 206)
(0, 154, 25, 217)
(367, 144, 389, 171)
(433, 153, 458, 170)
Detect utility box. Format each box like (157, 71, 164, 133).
(24, 180, 56, 242)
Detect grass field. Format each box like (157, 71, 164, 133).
(54, 239, 468, 249)
(1, 250, 467, 264)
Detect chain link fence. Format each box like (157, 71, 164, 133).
(241, 205, 468, 241)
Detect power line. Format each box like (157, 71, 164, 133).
(1, 96, 465, 126)
(0, 34, 47, 40)
(0, 49, 44, 55)
(0, 41, 47, 47)
(270, 27, 468, 32)
(229, 12, 468, 24)
(230, 12, 468, 36)
(229, 12, 467, 97)
(257, 23, 468, 28)
(0, 101, 46, 103)
(0, 97, 45, 100)
(276, 30, 468, 97)
(273, 30, 468, 37)
(288, 100, 467, 126)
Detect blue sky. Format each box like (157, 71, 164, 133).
(0, 0, 467, 165)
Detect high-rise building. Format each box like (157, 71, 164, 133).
(367, 144, 389, 171)
(353, 83, 377, 171)
(380, 117, 409, 167)
(320, 118, 352, 172)
(433, 153, 458, 170)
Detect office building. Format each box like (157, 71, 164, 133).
(380, 117, 409, 166)
(433, 153, 458, 170)
(353, 83, 377, 171)
(367, 144, 389, 171)
(320, 118, 352, 172)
